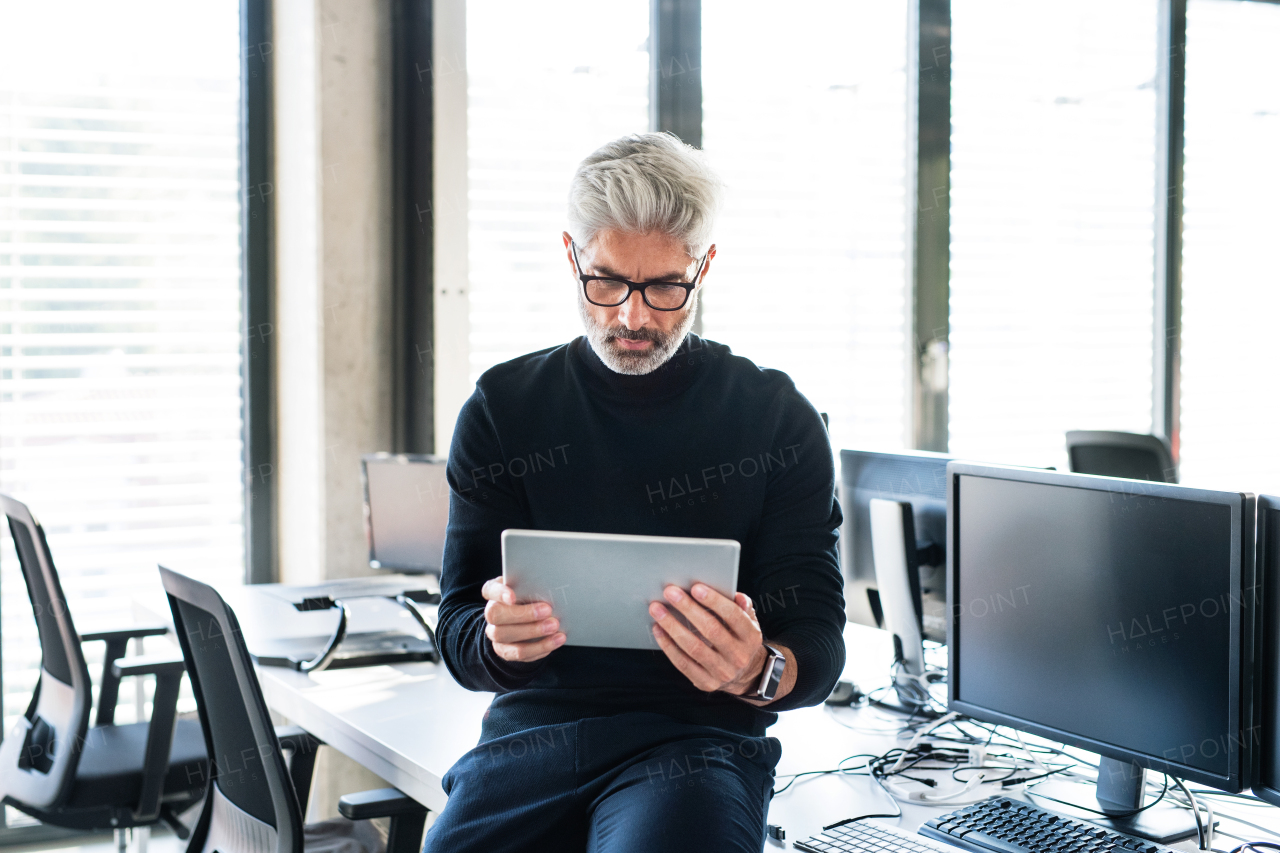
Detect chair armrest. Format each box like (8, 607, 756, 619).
(111, 653, 185, 679)
(275, 725, 323, 816)
(340, 788, 428, 853)
(338, 788, 425, 820)
(111, 653, 187, 822)
(81, 625, 169, 643)
(82, 625, 170, 727)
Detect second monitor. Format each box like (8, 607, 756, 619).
(840, 448, 950, 642)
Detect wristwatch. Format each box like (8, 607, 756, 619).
(754, 644, 786, 701)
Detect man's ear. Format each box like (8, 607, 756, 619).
(563, 231, 577, 277)
(699, 244, 717, 282)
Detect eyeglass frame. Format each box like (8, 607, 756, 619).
(570, 240, 708, 311)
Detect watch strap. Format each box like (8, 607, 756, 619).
(755, 644, 785, 701)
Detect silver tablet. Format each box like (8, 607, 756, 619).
(500, 529, 741, 650)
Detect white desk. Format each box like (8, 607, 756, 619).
(162, 585, 1280, 850)
(210, 584, 940, 841)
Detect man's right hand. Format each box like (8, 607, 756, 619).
(481, 577, 567, 663)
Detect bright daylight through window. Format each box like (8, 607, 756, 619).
(701, 0, 911, 455)
(466, 0, 650, 383)
(0, 0, 244, 750)
(948, 0, 1159, 469)
(1178, 0, 1280, 494)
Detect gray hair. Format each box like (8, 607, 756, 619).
(567, 132, 724, 258)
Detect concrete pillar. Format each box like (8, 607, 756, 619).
(273, 0, 394, 585)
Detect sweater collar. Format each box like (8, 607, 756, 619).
(571, 334, 708, 402)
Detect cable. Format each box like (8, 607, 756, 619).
(903, 772, 991, 804)
(1195, 812, 1280, 844)
(953, 764, 1020, 783)
(1026, 772, 1170, 819)
(1013, 729, 1055, 776)
(998, 766, 1072, 788)
(792, 704, 1151, 817)
(891, 712, 960, 771)
(1214, 831, 1252, 843)
(1224, 843, 1280, 853)
(824, 701, 934, 736)
(823, 814, 902, 831)
(1173, 776, 1208, 850)
(771, 767, 845, 795)
(953, 717, 1101, 771)
(771, 752, 880, 795)
(869, 763, 906, 818)
(804, 687, 1275, 853)
(1191, 789, 1267, 802)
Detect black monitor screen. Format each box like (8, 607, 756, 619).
(954, 473, 1237, 779)
(1255, 499, 1280, 805)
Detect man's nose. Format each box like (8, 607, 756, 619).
(617, 289, 651, 329)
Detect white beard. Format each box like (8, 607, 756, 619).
(577, 289, 699, 376)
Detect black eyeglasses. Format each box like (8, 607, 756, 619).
(571, 241, 707, 311)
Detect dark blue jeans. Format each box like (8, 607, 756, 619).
(422, 712, 781, 853)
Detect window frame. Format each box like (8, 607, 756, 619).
(909, 0, 951, 452)
(650, 0, 703, 338)
(409, 0, 1277, 468)
(1155, 0, 1280, 464)
(242, 0, 276, 584)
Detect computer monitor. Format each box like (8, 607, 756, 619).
(1253, 494, 1280, 807)
(839, 449, 950, 642)
(948, 462, 1256, 841)
(361, 453, 449, 574)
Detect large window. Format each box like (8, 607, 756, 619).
(0, 0, 243, 750)
(1178, 0, 1280, 493)
(948, 1, 1160, 468)
(457, 1, 1278, 490)
(701, 0, 911, 454)
(466, 0, 650, 382)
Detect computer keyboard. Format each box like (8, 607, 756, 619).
(795, 817, 963, 853)
(919, 796, 1176, 853)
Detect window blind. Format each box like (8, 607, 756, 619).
(0, 0, 244, 746)
(700, 0, 911, 456)
(466, 0, 650, 383)
(948, 0, 1159, 468)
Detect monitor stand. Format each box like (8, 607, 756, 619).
(870, 686, 941, 719)
(1031, 757, 1209, 844)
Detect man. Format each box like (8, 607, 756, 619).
(426, 133, 845, 852)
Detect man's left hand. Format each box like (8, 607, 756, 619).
(649, 583, 769, 697)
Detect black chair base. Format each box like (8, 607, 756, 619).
(6, 795, 204, 835)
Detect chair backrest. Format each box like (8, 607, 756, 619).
(0, 494, 93, 811)
(1065, 430, 1177, 484)
(159, 566, 304, 853)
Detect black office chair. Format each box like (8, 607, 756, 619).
(1065, 431, 1177, 483)
(159, 566, 428, 853)
(0, 494, 207, 843)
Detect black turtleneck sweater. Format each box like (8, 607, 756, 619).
(437, 334, 846, 741)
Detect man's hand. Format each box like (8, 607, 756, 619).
(649, 583, 770, 697)
(481, 577, 566, 663)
